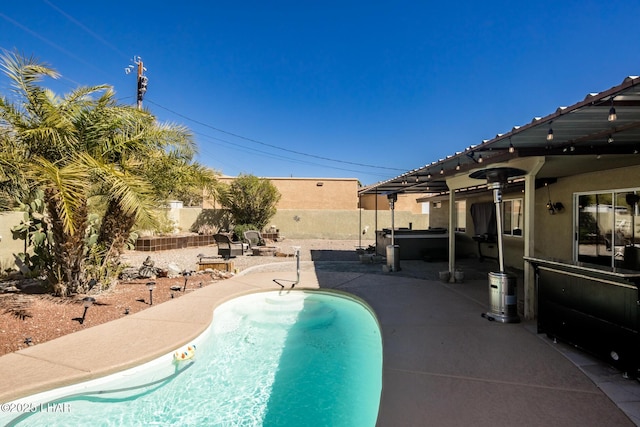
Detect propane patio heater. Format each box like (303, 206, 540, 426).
(386, 193, 400, 272)
(470, 167, 525, 323)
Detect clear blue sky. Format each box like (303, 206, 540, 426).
(2, 1, 639, 185)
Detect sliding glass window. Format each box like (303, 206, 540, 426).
(503, 199, 523, 237)
(575, 189, 640, 270)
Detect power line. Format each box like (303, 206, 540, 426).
(146, 99, 405, 172)
(192, 130, 392, 178)
(0, 12, 110, 81)
(8, 3, 401, 179)
(43, 0, 131, 60)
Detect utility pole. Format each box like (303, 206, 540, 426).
(125, 56, 148, 109)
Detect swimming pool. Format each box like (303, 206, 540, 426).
(2, 289, 383, 426)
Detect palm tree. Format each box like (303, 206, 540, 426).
(0, 51, 105, 292)
(0, 51, 216, 294)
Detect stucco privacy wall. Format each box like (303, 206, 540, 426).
(179, 208, 429, 240)
(0, 208, 429, 267)
(270, 209, 429, 240)
(0, 211, 26, 269)
(535, 164, 640, 260)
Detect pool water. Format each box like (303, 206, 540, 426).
(4, 290, 383, 426)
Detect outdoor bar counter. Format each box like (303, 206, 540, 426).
(376, 228, 448, 260)
(524, 256, 640, 377)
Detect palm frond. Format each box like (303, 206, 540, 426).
(28, 156, 89, 235)
(0, 49, 60, 95)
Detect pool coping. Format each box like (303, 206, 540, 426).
(0, 268, 322, 404)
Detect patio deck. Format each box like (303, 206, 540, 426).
(0, 257, 638, 426)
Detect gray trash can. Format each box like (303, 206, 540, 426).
(484, 272, 519, 323)
(386, 245, 400, 272)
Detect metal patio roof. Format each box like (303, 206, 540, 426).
(359, 76, 640, 196)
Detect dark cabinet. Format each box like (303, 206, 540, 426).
(526, 257, 640, 377)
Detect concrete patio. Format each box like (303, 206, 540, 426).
(0, 258, 638, 426)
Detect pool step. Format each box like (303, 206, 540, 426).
(250, 301, 336, 328)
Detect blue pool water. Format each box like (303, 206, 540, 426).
(3, 290, 383, 426)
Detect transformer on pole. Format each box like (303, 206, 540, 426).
(125, 56, 148, 109)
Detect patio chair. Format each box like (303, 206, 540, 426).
(213, 233, 245, 259)
(243, 230, 266, 250)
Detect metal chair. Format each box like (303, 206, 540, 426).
(213, 233, 244, 259)
(243, 230, 266, 250)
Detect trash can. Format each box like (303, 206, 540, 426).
(386, 245, 400, 272)
(484, 272, 519, 323)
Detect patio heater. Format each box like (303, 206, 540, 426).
(386, 193, 400, 272)
(470, 167, 525, 323)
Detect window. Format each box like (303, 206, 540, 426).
(503, 199, 523, 237)
(575, 189, 640, 269)
(455, 200, 466, 232)
(421, 202, 430, 214)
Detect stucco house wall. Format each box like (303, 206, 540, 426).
(535, 164, 640, 260)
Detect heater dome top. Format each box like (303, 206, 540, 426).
(469, 167, 526, 184)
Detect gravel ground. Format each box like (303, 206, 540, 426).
(120, 238, 377, 273)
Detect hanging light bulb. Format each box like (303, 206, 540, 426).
(427, 170, 432, 179)
(440, 166, 444, 175)
(608, 134, 614, 143)
(508, 137, 515, 153)
(547, 126, 554, 141)
(608, 98, 617, 122)
(456, 160, 461, 171)
(478, 154, 483, 163)
(415, 176, 420, 183)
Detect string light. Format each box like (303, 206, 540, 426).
(608, 98, 617, 122)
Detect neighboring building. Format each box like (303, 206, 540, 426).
(204, 177, 360, 210)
